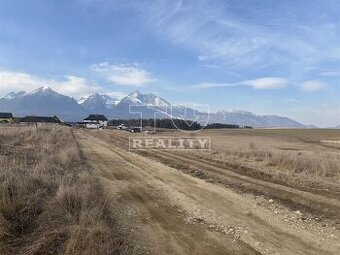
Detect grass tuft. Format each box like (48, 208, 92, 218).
(0, 126, 124, 255)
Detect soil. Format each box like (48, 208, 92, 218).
(75, 130, 340, 255)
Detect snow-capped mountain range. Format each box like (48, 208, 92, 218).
(0, 87, 306, 127)
(0, 87, 86, 121)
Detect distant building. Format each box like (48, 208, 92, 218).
(83, 114, 108, 129)
(128, 126, 142, 133)
(20, 115, 62, 124)
(117, 124, 127, 130)
(0, 112, 13, 123)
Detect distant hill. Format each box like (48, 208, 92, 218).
(79, 93, 119, 115)
(0, 87, 306, 128)
(0, 87, 87, 121)
(209, 110, 305, 128)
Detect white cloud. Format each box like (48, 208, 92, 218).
(192, 77, 287, 90)
(242, 78, 287, 89)
(91, 62, 156, 87)
(191, 82, 232, 89)
(55, 76, 103, 97)
(121, 0, 340, 72)
(301, 80, 326, 91)
(75, 0, 340, 78)
(0, 72, 42, 92)
(0, 71, 108, 98)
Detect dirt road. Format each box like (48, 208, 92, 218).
(76, 130, 340, 255)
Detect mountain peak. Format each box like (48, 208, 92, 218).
(87, 93, 101, 99)
(78, 97, 86, 104)
(122, 91, 170, 107)
(0, 91, 27, 99)
(30, 86, 55, 95)
(79, 93, 119, 111)
(0, 86, 306, 127)
(128, 91, 141, 98)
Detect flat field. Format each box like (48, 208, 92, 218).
(1, 126, 340, 255)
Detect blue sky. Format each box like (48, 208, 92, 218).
(0, 0, 339, 127)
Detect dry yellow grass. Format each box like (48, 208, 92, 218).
(214, 136, 340, 178)
(0, 126, 124, 255)
(149, 128, 340, 189)
(191, 129, 340, 190)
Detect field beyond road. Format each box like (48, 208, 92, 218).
(76, 128, 340, 255)
(1, 126, 340, 255)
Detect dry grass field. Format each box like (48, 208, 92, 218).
(125, 129, 339, 197)
(82, 128, 339, 255)
(191, 129, 340, 190)
(0, 126, 128, 255)
(1, 126, 339, 255)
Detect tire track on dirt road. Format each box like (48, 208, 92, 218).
(76, 130, 339, 255)
(76, 131, 261, 255)
(107, 132, 340, 221)
(111, 133, 340, 199)
(139, 149, 340, 219)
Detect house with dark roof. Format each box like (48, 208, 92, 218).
(0, 112, 14, 123)
(83, 114, 108, 129)
(20, 115, 62, 124)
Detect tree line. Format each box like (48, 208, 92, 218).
(109, 118, 252, 130)
(204, 123, 252, 129)
(109, 118, 201, 130)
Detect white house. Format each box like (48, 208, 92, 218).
(117, 124, 127, 130)
(83, 114, 108, 129)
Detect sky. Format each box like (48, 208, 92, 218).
(0, 0, 339, 127)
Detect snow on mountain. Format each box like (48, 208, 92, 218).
(118, 91, 143, 105)
(120, 91, 171, 107)
(77, 97, 87, 104)
(29, 86, 52, 95)
(0, 91, 27, 100)
(101, 94, 120, 108)
(111, 91, 172, 119)
(0, 87, 306, 127)
(0, 87, 87, 121)
(79, 93, 119, 113)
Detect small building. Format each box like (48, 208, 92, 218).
(0, 112, 13, 123)
(83, 114, 108, 129)
(20, 115, 62, 125)
(117, 124, 127, 130)
(128, 126, 142, 133)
